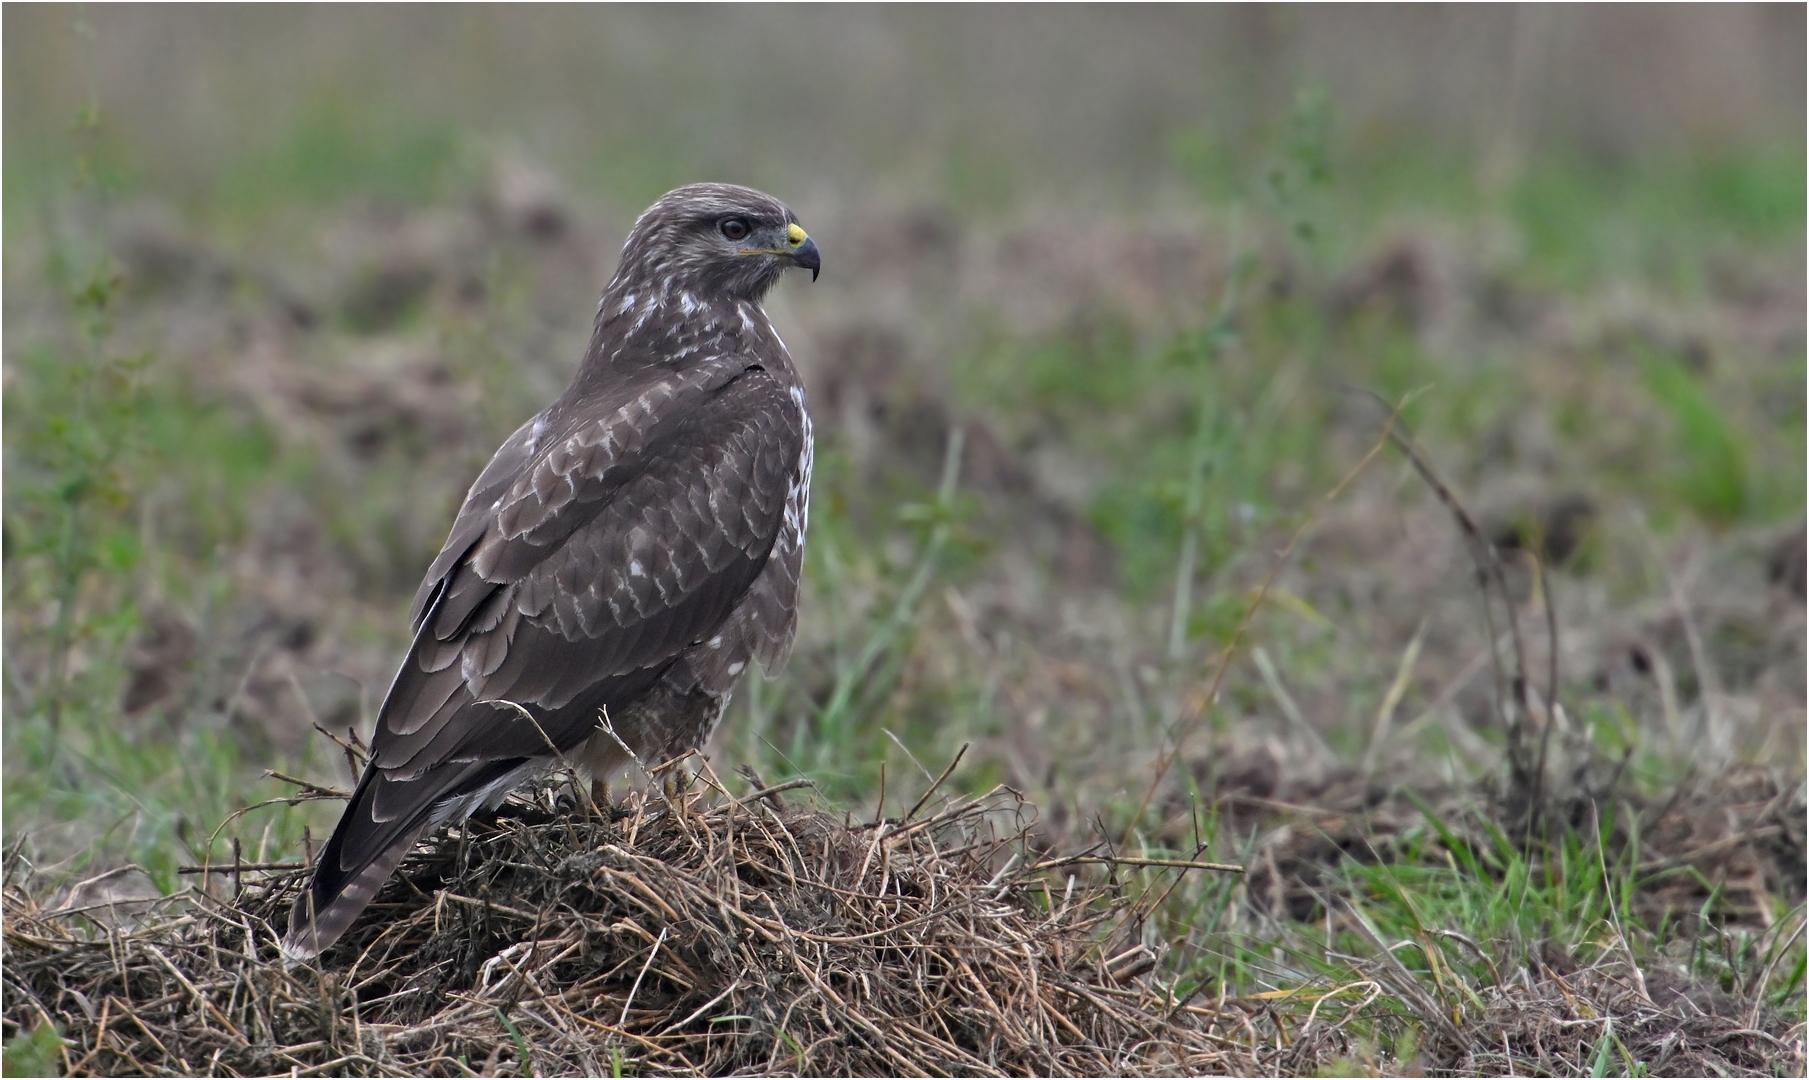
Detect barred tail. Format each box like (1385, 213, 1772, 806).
(281, 765, 435, 961)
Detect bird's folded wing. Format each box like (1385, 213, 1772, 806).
(371, 360, 808, 773)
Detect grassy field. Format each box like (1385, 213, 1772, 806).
(4, 11, 1805, 1075)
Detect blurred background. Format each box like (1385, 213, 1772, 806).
(4, 5, 1803, 928)
(6, 7, 1806, 204)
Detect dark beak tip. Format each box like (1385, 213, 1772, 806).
(793, 237, 821, 282)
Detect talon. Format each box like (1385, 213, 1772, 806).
(662, 771, 694, 816)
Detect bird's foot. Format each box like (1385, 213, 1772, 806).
(661, 769, 695, 818)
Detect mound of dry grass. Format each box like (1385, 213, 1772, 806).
(7, 770, 1803, 1077)
(4, 780, 1260, 1077)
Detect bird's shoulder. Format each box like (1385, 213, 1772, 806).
(510, 297, 803, 508)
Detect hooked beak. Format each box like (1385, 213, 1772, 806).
(791, 236, 821, 282)
(740, 223, 821, 281)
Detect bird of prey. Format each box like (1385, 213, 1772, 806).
(285, 184, 820, 958)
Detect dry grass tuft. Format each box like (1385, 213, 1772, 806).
(1371, 948, 1803, 1077)
(4, 781, 1260, 1077)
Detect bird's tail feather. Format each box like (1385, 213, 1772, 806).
(282, 755, 537, 960)
(282, 818, 428, 961)
(281, 763, 446, 960)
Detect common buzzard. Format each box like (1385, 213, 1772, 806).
(285, 184, 819, 958)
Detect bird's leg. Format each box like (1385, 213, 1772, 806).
(589, 778, 611, 816)
(661, 766, 693, 818)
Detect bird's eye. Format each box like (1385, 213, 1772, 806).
(719, 218, 750, 241)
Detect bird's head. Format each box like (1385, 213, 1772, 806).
(614, 183, 820, 303)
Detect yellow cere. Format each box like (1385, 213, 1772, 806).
(786, 223, 808, 246)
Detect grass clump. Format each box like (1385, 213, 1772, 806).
(4, 778, 1268, 1078)
(7, 762, 1799, 1077)
(1146, 768, 1805, 1077)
